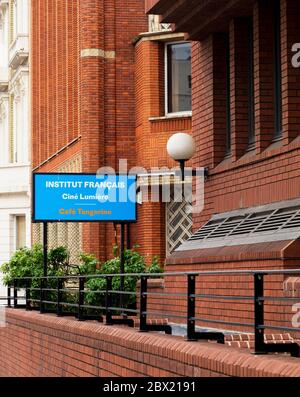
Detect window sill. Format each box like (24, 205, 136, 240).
(212, 137, 287, 175)
(149, 112, 192, 122)
(0, 162, 31, 169)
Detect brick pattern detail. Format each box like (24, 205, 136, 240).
(1, 309, 300, 377)
(225, 333, 300, 350)
(31, 0, 80, 169)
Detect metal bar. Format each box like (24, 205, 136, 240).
(254, 273, 266, 354)
(193, 294, 254, 301)
(105, 307, 138, 314)
(187, 274, 224, 344)
(25, 280, 31, 311)
(192, 317, 254, 328)
(126, 223, 131, 249)
(258, 324, 300, 333)
(139, 275, 172, 335)
(263, 343, 300, 358)
(43, 222, 48, 277)
(11, 268, 300, 280)
(13, 280, 17, 308)
(7, 287, 11, 307)
(120, 223, 125, 313)
(40, 279, 45, 313)
(106, 290, 136, 296)
(142, 311, 187, 320)
(187, 274, 196, 340)
(78, 277, 85, 321)
(106, 277, 113, 325)
(57, 278, 63, 317)
(139, 276, 148, 332)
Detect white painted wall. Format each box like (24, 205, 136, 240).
(0, 0, 30, 299)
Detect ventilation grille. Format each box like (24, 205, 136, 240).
(177, 199, 300, 251)
(188, 205, 300, 243)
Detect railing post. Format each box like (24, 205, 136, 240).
(57, 278, 63, 317)
(13, 279, 18, 308)
(186, 273, 224, 343)
(78, 277, 85, 321)
(187, 274, 196, 340)
(40, 278, 45, 313)
(139, 276, 148, 332)
(25, 280, 31, 311)
(7, 286, 11, 307)
(254, 273, 266, 354)
(106, 276, 113, 325)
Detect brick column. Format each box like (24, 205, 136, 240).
(79, 0, 106, 260)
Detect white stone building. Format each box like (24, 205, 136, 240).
(0, 0, 30, 297)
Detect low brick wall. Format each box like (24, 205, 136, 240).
(1, 309, 300, 377)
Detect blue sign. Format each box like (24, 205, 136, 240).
(33, 173, 137, 222)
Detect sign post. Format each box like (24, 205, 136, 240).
(120, 223, 125, 313)
(43, 222, 48, 277)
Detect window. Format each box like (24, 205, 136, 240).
(15, 215, 26, 249)
(166, 42, 191, 114)
(273, 0, 282, 140)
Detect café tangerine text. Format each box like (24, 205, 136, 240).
(59, 208, 112, 217)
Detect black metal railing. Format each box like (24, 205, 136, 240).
(3, 268, 300, 357)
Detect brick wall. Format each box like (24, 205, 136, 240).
(1, 309, 300, 377)
(190, 0, 300, 232)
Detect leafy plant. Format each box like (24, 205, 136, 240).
(85, 248, 147, 310)
(147, 256, 163, 275)
(1, 243, 164, 316)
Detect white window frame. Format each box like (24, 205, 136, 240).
(164, 41, 192, 118)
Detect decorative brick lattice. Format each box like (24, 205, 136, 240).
(166, 187, 193, 255)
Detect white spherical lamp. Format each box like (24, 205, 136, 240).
(167, 132, 196, 161)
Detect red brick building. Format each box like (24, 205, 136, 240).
(143, 0, 300, 328)
(31, 0, 300, 328)
(31, 1, 192, 264)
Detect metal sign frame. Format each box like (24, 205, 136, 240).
(32, 172, 138, 224)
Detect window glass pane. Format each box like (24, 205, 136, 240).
(16, 215, 26, 249)
(167, 42, 191, 113)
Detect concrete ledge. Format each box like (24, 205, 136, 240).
(0, 309, 300, 377)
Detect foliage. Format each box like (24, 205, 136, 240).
(147, 256, 163, 275)
(1, 244, 164, 314)
(73, 252, 99, 275)
(85, 248, 147, 309)
(0, 244, 70, 286)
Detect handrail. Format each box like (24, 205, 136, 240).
(3, 268, 300, 358)
(11, 268, 300, 280)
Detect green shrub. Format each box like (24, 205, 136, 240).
(147, 256, 163, 275)
(1, 244, 164, 315)
(85, 248, 147, 310)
